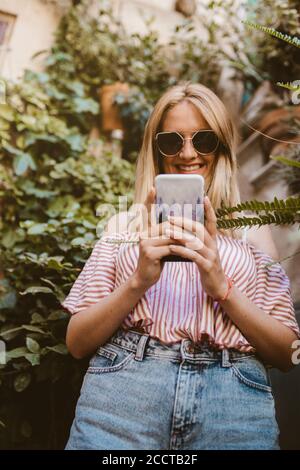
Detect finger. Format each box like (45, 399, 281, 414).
(168, 215, 212, 248)
(204, 196, 217, 238)
(145, 244, 179, 260)
(169, 244, 210, 269)
(139, 233, 179, 246)
(165, 228, 205, 251)
(140, 220, 173, 239)
(142, 186, 157, 233)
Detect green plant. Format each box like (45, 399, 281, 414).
(0, 71, 135, 448)
(217, 9, 300, 268)
(241, 0, 300, 92)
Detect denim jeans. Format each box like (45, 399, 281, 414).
(65, 328, 280, 450)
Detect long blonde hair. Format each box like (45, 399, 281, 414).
(127, 82, 242, 239)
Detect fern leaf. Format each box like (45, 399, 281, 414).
(271, 155, 300, 169)
(243, 20, 300, 48)
(277, 81, 300, 92)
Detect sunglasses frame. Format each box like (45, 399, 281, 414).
(155, 129, 220, 157)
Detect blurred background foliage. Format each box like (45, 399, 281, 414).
(0, 0, 299, 448)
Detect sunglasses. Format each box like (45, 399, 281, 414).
(155, 130, 220, 157)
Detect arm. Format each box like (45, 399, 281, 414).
(66, 233, 174, 359)
(218, 285, 298, 372)
(66, 188, 171, 360)
(66, 274, 148, 359)
(167, 198, 299, 372)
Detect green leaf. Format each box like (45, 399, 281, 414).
(27, 223, 48, 235)
(31, 313, 45, 324)
(6, 347, 28, 360)
(45, 344, 68, 355)
(13, 152, 36, 175)
(48, 310, 68, 321)
(26, 337, 40, 353)
(14, 372, 31, 392)
(24, 353, 40, 366)
(0, 104, 14, 121)
(271, 155, 300, 169)
(19, 286, 54, 295)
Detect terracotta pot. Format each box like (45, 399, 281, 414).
(99, 82, 129, 132)
(175, 0, 196, 17)
(258, 105, 300, 132)
(258, 105, 300, 156)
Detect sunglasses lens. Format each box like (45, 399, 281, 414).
(193, 131, 219, 154)
(157, 133, 182, 155)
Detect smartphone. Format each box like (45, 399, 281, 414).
(154, 174, 205, 262)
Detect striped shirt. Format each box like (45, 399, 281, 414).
(61, 230, 300, 353)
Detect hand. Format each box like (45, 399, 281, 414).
(133, 232, 174, 290)
(165, 196, 228, 300)
(133, 186, 179, 290)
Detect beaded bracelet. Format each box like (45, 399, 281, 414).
(214, 275, 235, 302)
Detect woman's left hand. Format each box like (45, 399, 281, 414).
(165, 196, 228, 300)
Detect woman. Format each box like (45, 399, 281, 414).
(62, 83, 300, 450)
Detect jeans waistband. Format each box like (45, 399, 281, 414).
(107, 328, 256, 366)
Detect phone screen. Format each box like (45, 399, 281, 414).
(154, 174, 204, 262)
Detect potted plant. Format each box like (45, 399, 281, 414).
(99, 82, 129, 132)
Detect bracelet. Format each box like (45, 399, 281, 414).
(214, 275, 235, 302)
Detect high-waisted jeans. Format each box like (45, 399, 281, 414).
(65, 328, 280, 450)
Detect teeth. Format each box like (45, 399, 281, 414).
(178, 164, 204, 170)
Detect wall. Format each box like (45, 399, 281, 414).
(0, 0, 63, 80)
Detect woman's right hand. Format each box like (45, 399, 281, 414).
(133, 186, 176, 290)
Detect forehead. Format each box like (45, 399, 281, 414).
(161, 100, 209, 133)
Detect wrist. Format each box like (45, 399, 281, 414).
(213, 275, 235, 302)
(128, 273, 150, 293)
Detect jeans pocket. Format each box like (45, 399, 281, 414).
(231, 356, 273, 393)
(87, 343, 135, 374)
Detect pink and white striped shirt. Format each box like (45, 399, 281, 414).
(61, 230, 300, 353)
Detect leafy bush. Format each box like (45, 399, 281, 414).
(0, 71, 135, 448)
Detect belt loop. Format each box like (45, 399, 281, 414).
(180, 339, 189, 360)
(134, 334, 150, 362)
(221, 349, 231, 368)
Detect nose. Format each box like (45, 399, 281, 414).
(179, 137, 198, 160)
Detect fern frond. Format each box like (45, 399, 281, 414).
(242, 20, 300, 49)
(270, 155, 300, 168)
(216, 196, 300, 217)
(217, 212, 298, 230)
(276, 81, 300, 92)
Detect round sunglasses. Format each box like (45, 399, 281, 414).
(155, 130, 220, 157)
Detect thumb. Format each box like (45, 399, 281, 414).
(143, 185, 156, 232)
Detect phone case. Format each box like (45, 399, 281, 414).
(155, 174, 205, 262)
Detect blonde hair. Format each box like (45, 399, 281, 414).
(126, 82, 242, 239)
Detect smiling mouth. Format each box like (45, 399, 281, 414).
(176, 163, 206, 171)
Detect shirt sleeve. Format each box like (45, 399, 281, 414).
(251, 245, 300, 339)
(61, 234, 121, 315)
